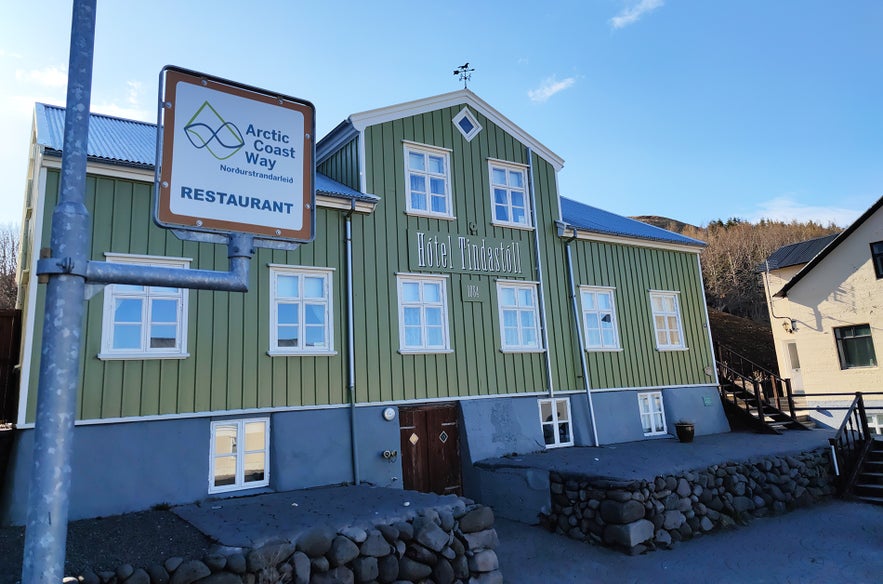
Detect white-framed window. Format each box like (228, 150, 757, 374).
(269, 266, 334, 355)
(580, 286, 620, 350)
(453, 107, 482, 141)
(397, 274, 450, 353)
(209, 418, 269, 493)
(404, 142, 453, 218)
(649, 291, 686, 350)
(99, 254, 190, 360)
(489, 160, 531, 228)
(638, 391, 667, 436)
(539, 397, 573, 448)
(868, 413, 883, 435)
(497, 281, 541, 352)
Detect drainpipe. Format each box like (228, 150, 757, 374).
(526, 147, 555, 395)
(564, 227, 599, 446)
(345, 199, 360, 484)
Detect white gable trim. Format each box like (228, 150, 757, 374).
(347, 90, 564, 171)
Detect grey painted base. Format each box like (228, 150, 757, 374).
(0, 406, 403, 526)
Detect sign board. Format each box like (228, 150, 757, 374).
(156, 66, 315, 242)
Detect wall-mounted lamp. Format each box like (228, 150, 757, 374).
(782, 319, 798, 333)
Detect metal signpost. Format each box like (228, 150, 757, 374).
(21, 3, 314, 581)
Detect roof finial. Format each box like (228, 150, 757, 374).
(453, 62, 475, 89)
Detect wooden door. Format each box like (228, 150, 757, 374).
(399, 403, 462, 496)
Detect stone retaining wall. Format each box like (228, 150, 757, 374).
(67, 503, 501, 584)
(542, 447, 834, 554)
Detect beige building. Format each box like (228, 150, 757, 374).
(761, 196, 883, 431)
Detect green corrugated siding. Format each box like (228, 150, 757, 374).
(570, 239, 712, 389)
(27, 170, 349, 422)
(318, 137, 360, 191)
(354, 104, 578, 402)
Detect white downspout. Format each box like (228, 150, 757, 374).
(526, 147, 555, 395)
(345, 200, 360, 484)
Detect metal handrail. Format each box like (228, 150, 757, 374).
(828, 392, 874, 495)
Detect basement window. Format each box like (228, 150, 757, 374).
(210, 418, 269, 493)
(539, 398, 573, 448)
(638, 391, 667, 436)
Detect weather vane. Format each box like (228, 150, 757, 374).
(453, 62, 475, 89)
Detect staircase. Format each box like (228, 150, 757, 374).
(716, 344, 811, 434)
(852, 438, 883, 505)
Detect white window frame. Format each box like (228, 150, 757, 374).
(397, 273, 451, 354)
(539, 397, 574, 448)
(580, 286, 620, 351)
(638, 391, 667, 436)
(269, 265, 335, 356)
(649, 290, 686, 351)
(404, 141, 454, 219)
(453, 107, 482, 142)
(489, 159, 532, 229)
(497, 280, 542, 352)
(868, 413, 883, 436)
(209, 418, 270, 494)
(99, 253, 190, 360)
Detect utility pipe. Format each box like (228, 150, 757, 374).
(564, 227, 600, 446)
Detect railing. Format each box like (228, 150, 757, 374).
(717, 362, 769, 425)
(715, 343, 797, 419)
(828, 392, 874, 495)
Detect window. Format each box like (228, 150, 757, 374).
(580, 286, 620, 350)
(99, 254, 190, 359)
(649, 291, 685, 350)
(539, 398, 573, 448)
(452, 107, 482, 141)
(871, 241, 883, 279)
(638, 391, 667, 436)
(497, 281, 541, 351)
(868, 413, 883, 436)
(404, 143, 452, 218)
(489, 161, 531, 228)
(834, 324, 877, 369)
(397, 274, 450, 353)
(270, 266, 334, 355)
(210, 418, 269, 493)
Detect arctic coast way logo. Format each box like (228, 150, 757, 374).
(183, 101, 245, 160)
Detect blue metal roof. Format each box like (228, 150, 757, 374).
(34, 103, 376, 202)
(560, 197, 705, 247)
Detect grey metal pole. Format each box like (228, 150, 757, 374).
(21, 0, 95, 580)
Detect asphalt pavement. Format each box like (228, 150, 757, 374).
(494, 499, 883, 583)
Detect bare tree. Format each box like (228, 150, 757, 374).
(0, 223, 20, 309)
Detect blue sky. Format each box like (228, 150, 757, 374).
(1, 0, 881, 228)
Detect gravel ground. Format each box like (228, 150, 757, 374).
(0, 510, 213, 583)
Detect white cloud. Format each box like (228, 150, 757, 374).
(0, 49, 23, 59)
(750, 196, 861, 227)
(610, 0, 664, 29)
(91, 80, 152, 123)
(528, 75, 576, 103)
(15, 66, 67, 88)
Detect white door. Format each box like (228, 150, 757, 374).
(785, 341, 803, 392)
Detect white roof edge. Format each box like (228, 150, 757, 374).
(346, 89, 565, 171)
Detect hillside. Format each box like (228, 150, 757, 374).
(707, 308, 777, 373)
(630, 215, 696, 234)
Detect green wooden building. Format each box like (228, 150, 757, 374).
(1, 90, 728, 524)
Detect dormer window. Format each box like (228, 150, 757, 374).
(453, 107, 482, 142)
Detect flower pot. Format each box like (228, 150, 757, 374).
(675, 423, 694, 443)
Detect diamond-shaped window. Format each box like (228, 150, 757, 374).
(439, 430, 448, 443)
(453, 107, 481, 142)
